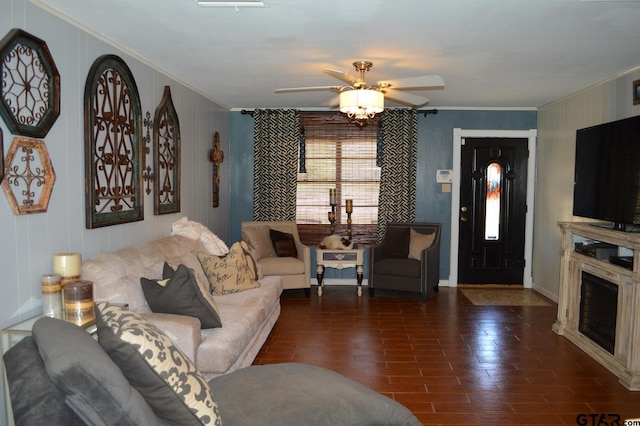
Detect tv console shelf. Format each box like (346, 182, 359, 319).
(553, 222, 640, 390)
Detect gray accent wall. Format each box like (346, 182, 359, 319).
(229, 109, 537, 282)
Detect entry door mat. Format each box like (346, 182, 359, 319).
(459, 288, 551, 306)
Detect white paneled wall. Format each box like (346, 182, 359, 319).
(533, 67, 640, 301)
(0, 0, 230, 329)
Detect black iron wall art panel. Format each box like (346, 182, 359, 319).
(153, 86, 180, 215)
(84, 54, 143, 228)
(0, 28, 60, 138)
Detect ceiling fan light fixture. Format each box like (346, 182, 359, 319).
(339, 89, 384, 127)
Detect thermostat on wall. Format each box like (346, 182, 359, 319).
(436, 169, 453, 183)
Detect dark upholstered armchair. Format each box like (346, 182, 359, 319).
(368, 222, 441, 302)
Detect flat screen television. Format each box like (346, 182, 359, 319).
(573, 115, 640, 232)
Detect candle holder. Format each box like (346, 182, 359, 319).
(345, 199, 353, 240)
(328, 203, 337, 234)
(328, 189, 337, 234)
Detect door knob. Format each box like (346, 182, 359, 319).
(460, 216, 468, 222)
(461, 206, 468, 212)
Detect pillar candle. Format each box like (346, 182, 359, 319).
(53, 253, 82, 280)
(64, 280, 94, 326)
(41, 274, 62, 319)
(329, 189, 337, 205)
(345, 199, 353, 213)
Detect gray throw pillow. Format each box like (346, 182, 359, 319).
(32, 317, 158, 426)
(96, 302, 221, 426)
(141, 263, 222, 328)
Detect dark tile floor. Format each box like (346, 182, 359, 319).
(253, 286, 640, 425)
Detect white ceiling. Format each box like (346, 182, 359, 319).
(30, 0, 640, 110)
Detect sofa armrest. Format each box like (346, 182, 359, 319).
(295, 240, 310, 263)
(140, 313, 202, 362)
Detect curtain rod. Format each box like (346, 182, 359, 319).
(241, 109, 302, 117)
(242, 108, 437, 117)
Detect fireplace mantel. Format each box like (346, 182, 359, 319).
(553, 222, 640, 390)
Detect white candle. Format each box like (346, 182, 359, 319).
(42, 274, 62, 319)
(329, 189, 337, 205)
(53, 253, 82, 278)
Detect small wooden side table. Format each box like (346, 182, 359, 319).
(315, 244, 365, 296)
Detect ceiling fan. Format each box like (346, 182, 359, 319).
(275, 60, 444, 126)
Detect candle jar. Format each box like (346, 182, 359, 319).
(41, 274, 62, 319)
(64, 280, 95, 326)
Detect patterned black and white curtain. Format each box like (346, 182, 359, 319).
(376, 109, 417, 242)
(253, 109, 300, 221)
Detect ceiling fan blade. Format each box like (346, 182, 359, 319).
(323, 68, 359, 85)
(378, 75, 445, 90)
(275, 86, 342, 93)
(383, 88, 430, 107)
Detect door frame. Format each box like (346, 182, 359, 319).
(449, 128, 537, 288)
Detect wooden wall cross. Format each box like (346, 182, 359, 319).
(209, 132, 224, 207)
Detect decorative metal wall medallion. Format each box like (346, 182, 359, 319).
(153, 86, 180, 215)
(0, 29, 60, 138)
(84, 54, 142, 228)
(142, 111, 154, 195)
(2, 137, 56, 214)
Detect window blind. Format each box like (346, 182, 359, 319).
(297, 113, 380, 244)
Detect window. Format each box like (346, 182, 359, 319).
(485, 162, 501, 240)
(297, 113, 380, 244)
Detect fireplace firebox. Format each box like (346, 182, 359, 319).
(579, 271, 618, 354)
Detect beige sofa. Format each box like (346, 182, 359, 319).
(241, 221, 311, 296)
(81, 234, 283, 380)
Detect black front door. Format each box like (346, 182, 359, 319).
(458, 137, 528, 284)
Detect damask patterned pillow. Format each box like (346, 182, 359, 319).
(96, 303, 221, 426)
(197, 242, 261, 295)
